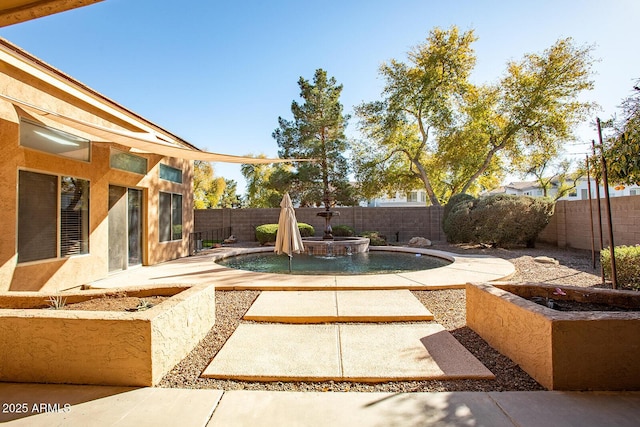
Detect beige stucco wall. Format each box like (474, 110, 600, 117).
(466, 283, 554, 388)
(0, 53, 194, 292)
(467, 283, 640, 390)
(0, 284, 215, 386)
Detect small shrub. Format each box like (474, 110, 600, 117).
(601, 245, 640, 290)
(359, 231, 387, 246)
(332, 225, 355, 237)
(298, 223, 315, 237)
(255, 223, 315, 245)
(255, 224, 279, 245)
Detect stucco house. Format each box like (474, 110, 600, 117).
(488, 178, 640, 201)
(0, 35, 290, 292)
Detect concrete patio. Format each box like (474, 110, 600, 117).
(88, 245, 515, 290)
(2, 383, 639, 426)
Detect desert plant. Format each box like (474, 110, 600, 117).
(47, 295, 67, 310)
(134, 299, 154, 311)
(255, 223, 315, 245)
(359, 231, 387, 246)
(601, 245, 640, 290)
(332, 225, 355, 237)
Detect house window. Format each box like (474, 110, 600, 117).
(159, 164, 183, 183)
(407, 191, 418, 202)
(631, 190, 638, 196)
(159, 192, 183, 242)
(18, 171, 90, 263)
(581, 189, 589, 199)
(110, 149, 147, 174)
(20, 119, 90, 162)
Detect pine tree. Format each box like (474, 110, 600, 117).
(273, 69, 355, 207)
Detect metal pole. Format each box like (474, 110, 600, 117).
(586, 155, 596, 270)
(597, 118, 617, 289)
(591, 139, 605, 285)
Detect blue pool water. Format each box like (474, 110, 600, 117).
(216, 251, 450, 275)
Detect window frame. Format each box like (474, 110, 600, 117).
(17, 169, 90, 264)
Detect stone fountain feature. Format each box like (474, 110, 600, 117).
(302, 197, 369, 256)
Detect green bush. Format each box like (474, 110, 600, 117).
(332, 225, 355, 237)
(255, 224, 278, 245)
(601, 245, 640, 290)
(359, 231, 387, 246)
(298, 223, 315, 237)
(255, 223, 315, 245)
(443, 195, 477, 243)
(443, 193, 476, 225)
(443, 194, 554, 248)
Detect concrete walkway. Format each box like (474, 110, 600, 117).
(88, 246, 515, 290)
(2, 383, 639, 426)
(202, 323, 494, 382)
(244, 290, 434, 322)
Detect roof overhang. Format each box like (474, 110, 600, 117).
(0, 0, 103, 27)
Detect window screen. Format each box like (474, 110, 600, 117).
(18, 171, 58, 262)
(159, 192, 172, 242)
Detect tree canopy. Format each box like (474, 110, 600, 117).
(193, 160, 225, 209)
(354, 26, 595, 206)
(273, 68, 356, 207)
(604, 82, 640, 185)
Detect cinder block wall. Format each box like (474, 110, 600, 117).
(194, 206, 445, 243)
(538, 196, 640, 250)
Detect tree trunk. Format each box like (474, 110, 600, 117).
(413, 159, 441, 206)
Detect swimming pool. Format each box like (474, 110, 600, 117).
(216, 251, 451, 275)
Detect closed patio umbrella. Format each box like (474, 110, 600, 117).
(274, 193, 304, 272)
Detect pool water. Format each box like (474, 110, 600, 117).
(216, 251, 450, 275)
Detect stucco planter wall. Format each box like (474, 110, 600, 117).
(0, 284, 215, 386)
(466, 282, 640, 391)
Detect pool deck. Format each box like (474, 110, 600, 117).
(88, 245, 515, 290)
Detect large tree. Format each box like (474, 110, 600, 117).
(355, 27, 595, 205)
(240, 155, 286, 208)
(193, 160, 225, 209)
(273, 68, 356, 207)
(605, 82, 640, 185)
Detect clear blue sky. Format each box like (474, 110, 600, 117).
(1, 0, 638, 194)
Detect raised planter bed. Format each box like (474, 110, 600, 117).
(466, 282, 640, 391)
(0, 284, 215, 387)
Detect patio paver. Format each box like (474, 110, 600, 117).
(243, 290, 433, 322)
(201, 323, 494, 382)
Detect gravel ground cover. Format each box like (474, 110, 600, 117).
(159, 243, 605, 392)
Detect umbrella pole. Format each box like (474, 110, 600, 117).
(288, 255, 292, 273)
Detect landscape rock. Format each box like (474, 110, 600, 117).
(408, 237, 432, 247)
(533, 256, 559, 265)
